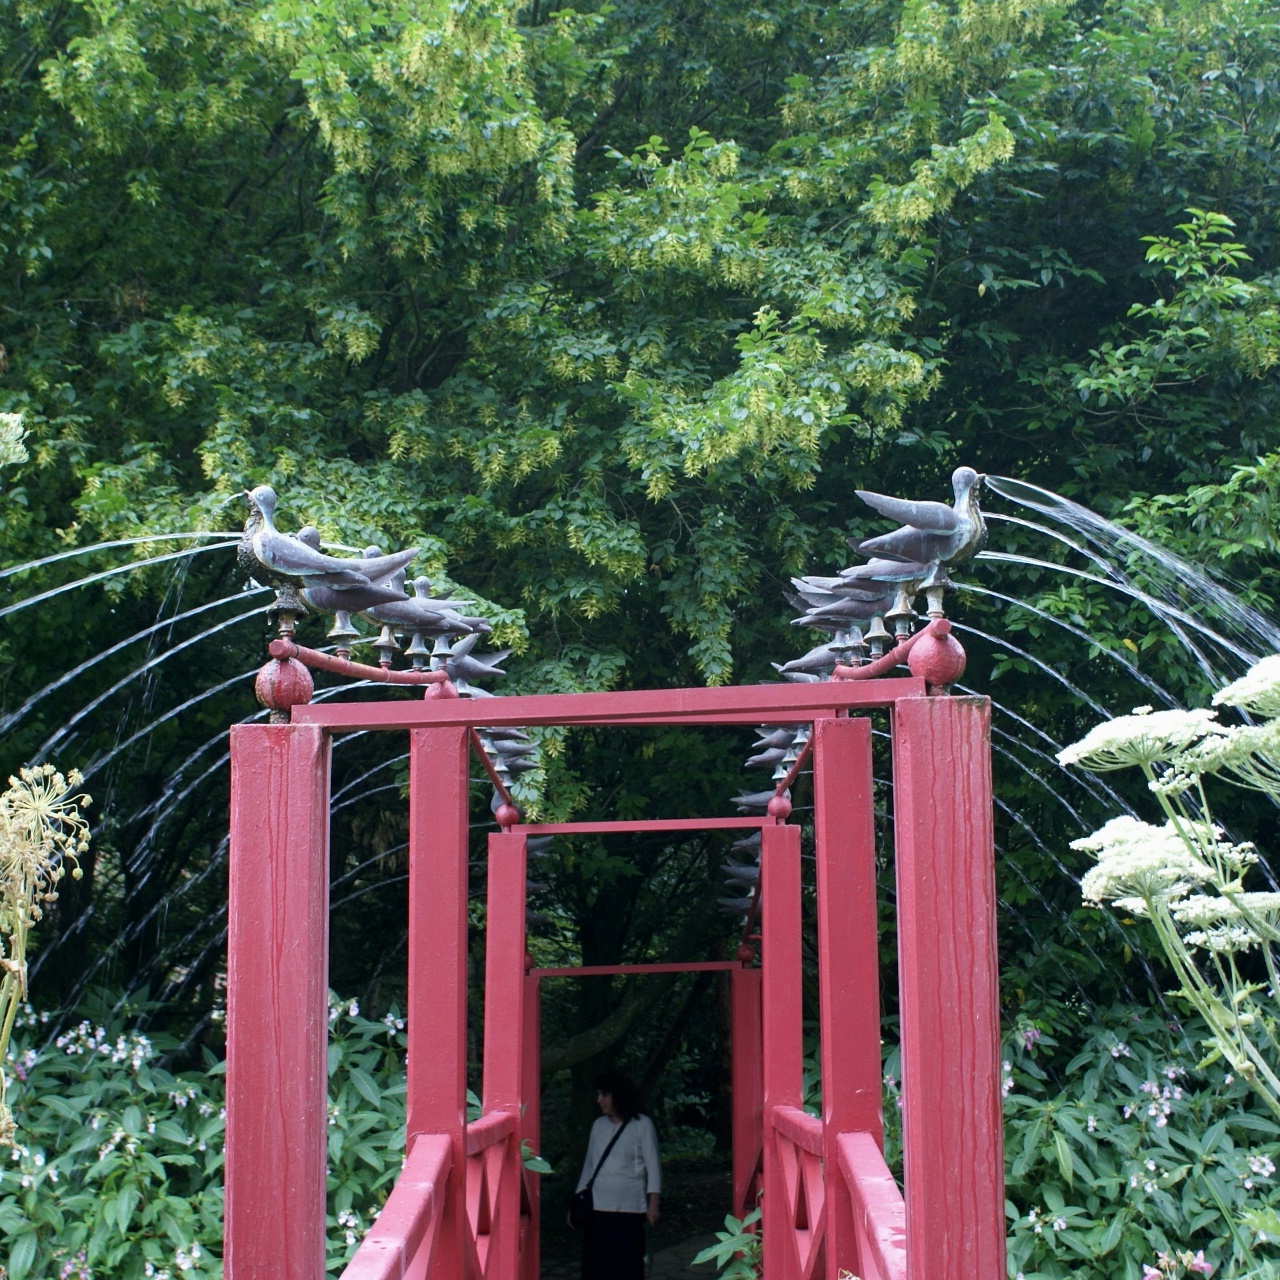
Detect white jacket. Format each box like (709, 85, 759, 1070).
(575, 1114, 661, 1213)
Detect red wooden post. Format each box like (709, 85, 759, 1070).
(520, 974, 542, 1280)
(891, 696, 1004, 1280)
(812, 715, 880, 1280)
(730, 964, 763, 1217)
(226, 723, 331, 1280)
(407, 726, 472, 1280)
(484, 832, 528, 1279)
(761, 822, 803, 1280)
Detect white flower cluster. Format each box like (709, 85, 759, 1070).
(175, 1243, 202, 1272)
(337, 1208, 365, 1247)
(1058, 707, 1222, 771)
(1074, 817, 1214, 907)
(1163, 717, 1280, 795)
(1215, 654, 1280, 718)
(54, 1022, 154, 1070)
(1244, 1152, 1277, 1190)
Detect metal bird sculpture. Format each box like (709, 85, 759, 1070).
(294, 527, 408, 619)
(777, 642, 854, 676)
(733, 788, 786, 813)
(448, 647, 512, 684)
(854, 465, 986, 571)
(239, 486, 418, 590)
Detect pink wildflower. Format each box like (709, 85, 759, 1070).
(1188, 1252, 1213, 1276)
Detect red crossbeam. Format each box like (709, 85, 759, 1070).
(533, 961, 739, 978)
(290, 677, 922, 730)
(464, 1111, 516, 1157)
(770, 1104, 824, 1156)
(511, 816, 765, 835)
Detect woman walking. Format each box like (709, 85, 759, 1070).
(574, 1071, 661, 1280)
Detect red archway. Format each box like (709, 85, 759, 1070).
(224, 675, 1003, 1280)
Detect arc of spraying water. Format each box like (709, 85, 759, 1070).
(0, 533, 237, 581)
(977, 551, 1243, 686)
(957, 582, 1178, 708)
(949, 619, 1113, 719)
(0, 587, 271, 736)
(38, 604, 271, 762)
(0, 541, 238, 621)
(42, 680, 392, 997)
(985, 475, 1280, 655)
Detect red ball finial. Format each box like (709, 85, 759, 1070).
(767, 793, 792, 820)
(908, 618, 967, 689)
(254, 657, 314, 714)
(735, 943, 756, 964)
(495, 802, 520, 830)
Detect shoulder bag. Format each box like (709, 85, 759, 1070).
(569, 1116, 631, 1228)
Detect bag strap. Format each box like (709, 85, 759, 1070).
(585, 1115, 632, 1191)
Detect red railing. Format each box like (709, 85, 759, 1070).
(341, 1135, 452, 1280)
(838, 1133, 907, 1280)
(462, 1110, 522, 1278)
(341, 1110, 524, 1280)
(767, 1106, 826, 1280)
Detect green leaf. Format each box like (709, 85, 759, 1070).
(1053, 1132, 1073, 1189)
(7, 1232, 37, 1280)
(347, 1066, 382, 1107)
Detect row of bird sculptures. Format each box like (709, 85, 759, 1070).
(718, 466, 986, 919)
(239, 483, 543, 801)
(787, 464, 985, 665)
(239, 485, 494, 672)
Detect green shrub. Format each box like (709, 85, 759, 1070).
(0, 992, 554, 1278)
(0, 997, 223, 1280)
(1004, 1005, 1280, 1280)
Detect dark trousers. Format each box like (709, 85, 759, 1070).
(582, 1209, 646, 1280)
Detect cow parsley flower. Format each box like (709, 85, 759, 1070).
(1075, 817, 1214, 906)
(1215, 655, 1280, 718)
(1058, 707, 1222, 770)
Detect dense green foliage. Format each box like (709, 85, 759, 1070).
(9, 992, 1280, 1279)
(4, 0, 1280, 1259)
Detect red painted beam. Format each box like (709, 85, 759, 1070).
(289, 678, 924, 731)
(761, 822, 804, 1280)
(520, 975, 542, 1280)
(771, 1104, 824, 1156)
(813, 717, 881, 1280)
(483, 832, 527, 1280)
(511, 816, 766, 835)
(532, 961, 739, 979)
(892, 696, 1004, 1280)
(226, 724, 330, 1280)
(407, 727, 472, 1280)
(730, 966, 763, 1218)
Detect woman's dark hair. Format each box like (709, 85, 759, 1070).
(593, 1070, 642, 1122)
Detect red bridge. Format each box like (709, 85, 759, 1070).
(224, 673, 1004, 1279)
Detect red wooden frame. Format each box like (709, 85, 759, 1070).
(225, 679, 1002, 1280)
